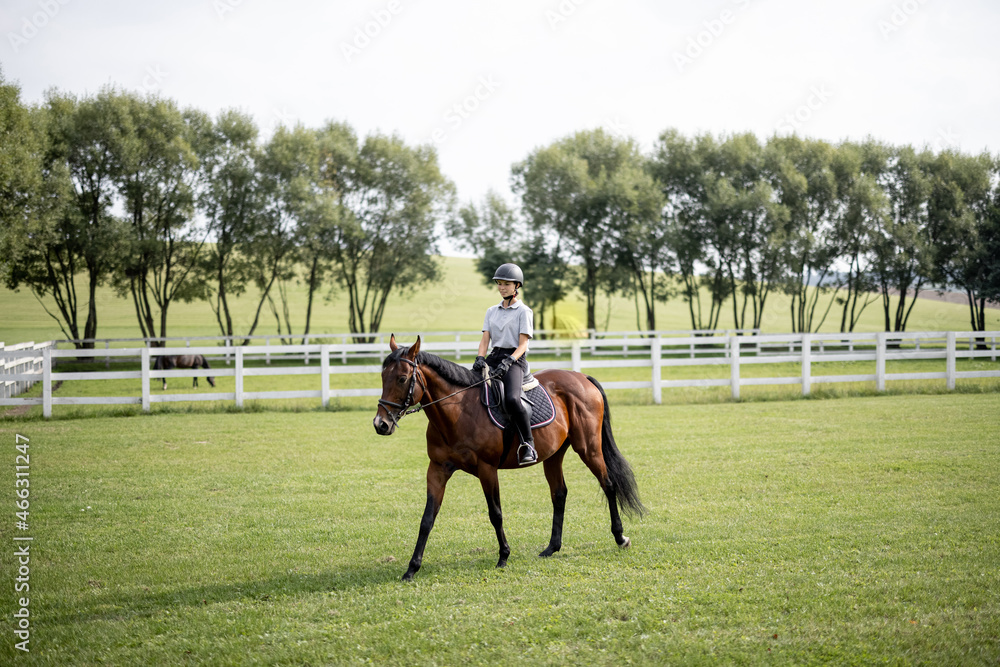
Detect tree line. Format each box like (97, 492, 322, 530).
(454, 129, 1000, 336)
(1, 78, 454, 347)
(2, 76, 999, 348)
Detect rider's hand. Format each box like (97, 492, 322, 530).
(472, 356, 487, 374)
(495, 355, 514, 378)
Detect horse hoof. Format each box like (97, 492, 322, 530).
(618, 536, 631, 549)
(402, 570, 416, 582)
(539, 546, 559, 558)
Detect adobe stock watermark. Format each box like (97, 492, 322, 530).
(268, 107, 297, 133)
(140, 65, 169, 94)
(601, 116, 631, 140)
(877, 0, 930, 40)
(545, 0, 587, 31)
(7, 0, 72, 54)
(340, 0, 403, 63)
(428, 75, 501, 145)
(672, 0, 752, 74)
(775, 84, 833, 135)
(212, 0, 245, 20)
(932, 126, 960, 152)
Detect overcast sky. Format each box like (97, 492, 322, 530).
(3, 0, 998, 222)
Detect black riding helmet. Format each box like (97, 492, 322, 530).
(492, 263, 524, 286)
(493, 263, 524, 305)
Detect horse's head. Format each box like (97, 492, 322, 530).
(373, 334, 423, 436)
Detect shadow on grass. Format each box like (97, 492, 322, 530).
(48, 563, 408, 627)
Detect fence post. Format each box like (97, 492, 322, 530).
(876, 332, 886, 392)
(42, 348, 52, 419)
(321, 345, 330, 408)
(801, 333, 812, 397)
(455, 333, 461, 361)
(730, 335, 740, 400)
(141, 347, 151, 413)
(304, 335, 310, 365)
(105, 340, 111, 369)
(571, 341, 582, 373)
(946, 331, 956, 391)
(651, 336, 662, 405)
(265, 337, 271, 366)
(235, 347, 244, 408)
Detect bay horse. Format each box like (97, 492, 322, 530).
(374, 335, 645, 582)
(153, 354, 215, 390)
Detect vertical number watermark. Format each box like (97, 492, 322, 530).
(13, 433, 32, 653)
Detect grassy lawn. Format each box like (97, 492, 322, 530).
(2, 394, 998, 665)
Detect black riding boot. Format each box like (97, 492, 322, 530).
(510, 403, 537, 465)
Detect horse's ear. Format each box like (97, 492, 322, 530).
(406, 336, 421, 359)
(389, 333, 398, 351)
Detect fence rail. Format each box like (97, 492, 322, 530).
(1, 331, 997, 418)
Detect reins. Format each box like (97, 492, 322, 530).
(377, 358, 497, 428)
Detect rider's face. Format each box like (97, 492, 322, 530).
(496, 280, 517, 299)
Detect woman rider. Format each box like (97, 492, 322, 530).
(472, 263, 537, 466)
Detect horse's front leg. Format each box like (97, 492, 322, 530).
(477, 464, 510, 569)
(403, 461, 452, 582)
(540, 444, 569, 557)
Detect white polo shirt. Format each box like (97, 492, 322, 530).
(482, 300, 534, 349)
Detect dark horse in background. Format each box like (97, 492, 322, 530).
(374, 336, 646, 581)
(153, 354, 215, 390)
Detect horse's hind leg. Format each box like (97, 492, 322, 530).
(477, 464, 510, 569)
(540, 442, 570, 557)
(576, 434, 630, 549)
(403, 461, 453, 581)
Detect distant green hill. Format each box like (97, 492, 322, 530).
(1, 256, 996, 345)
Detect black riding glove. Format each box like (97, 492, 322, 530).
(472, 356, 487, 374)
(494, 355, 515, 378)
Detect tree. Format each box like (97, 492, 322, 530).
(830, 140, 888, 332)
(925, 150, 997, 332)
(512, 129, 638, 330)
(324, 128, 455, 340)
(193, 109, 271, 342)
(871, 145, 934, 332)
(258, 123, 324, 343)
(113, 94, 206, 344)
(607, 158, 670, 331)
(5, 88, 131, 348)
(449, 191, 570, 334)
(716, 133, 788, 331)
(766, 135, 840, 333)
(649, 130, 728, 331)
(0, 73, 54, 330)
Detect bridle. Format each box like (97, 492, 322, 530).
(377, 356, 496, 428)
(377, 358, 424, 429)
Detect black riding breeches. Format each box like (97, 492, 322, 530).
(486, 348, 533, 444)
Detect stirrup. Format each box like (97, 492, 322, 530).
(517, 443, 537, 466)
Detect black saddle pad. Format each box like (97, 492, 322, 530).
(483, 380, 556, 431)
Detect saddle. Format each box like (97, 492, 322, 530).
(481, 371, 556, 432)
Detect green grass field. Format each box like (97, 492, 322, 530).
(2, 394, 998, 665)
(2, 256, 998, 345)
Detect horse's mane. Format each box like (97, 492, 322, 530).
(382, 346, 480, 388)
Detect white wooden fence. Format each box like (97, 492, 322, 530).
(1, 331, 997, 418)
(0, 341, 56, 400)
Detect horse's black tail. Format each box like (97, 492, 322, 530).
(586, 375, 646, 519)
